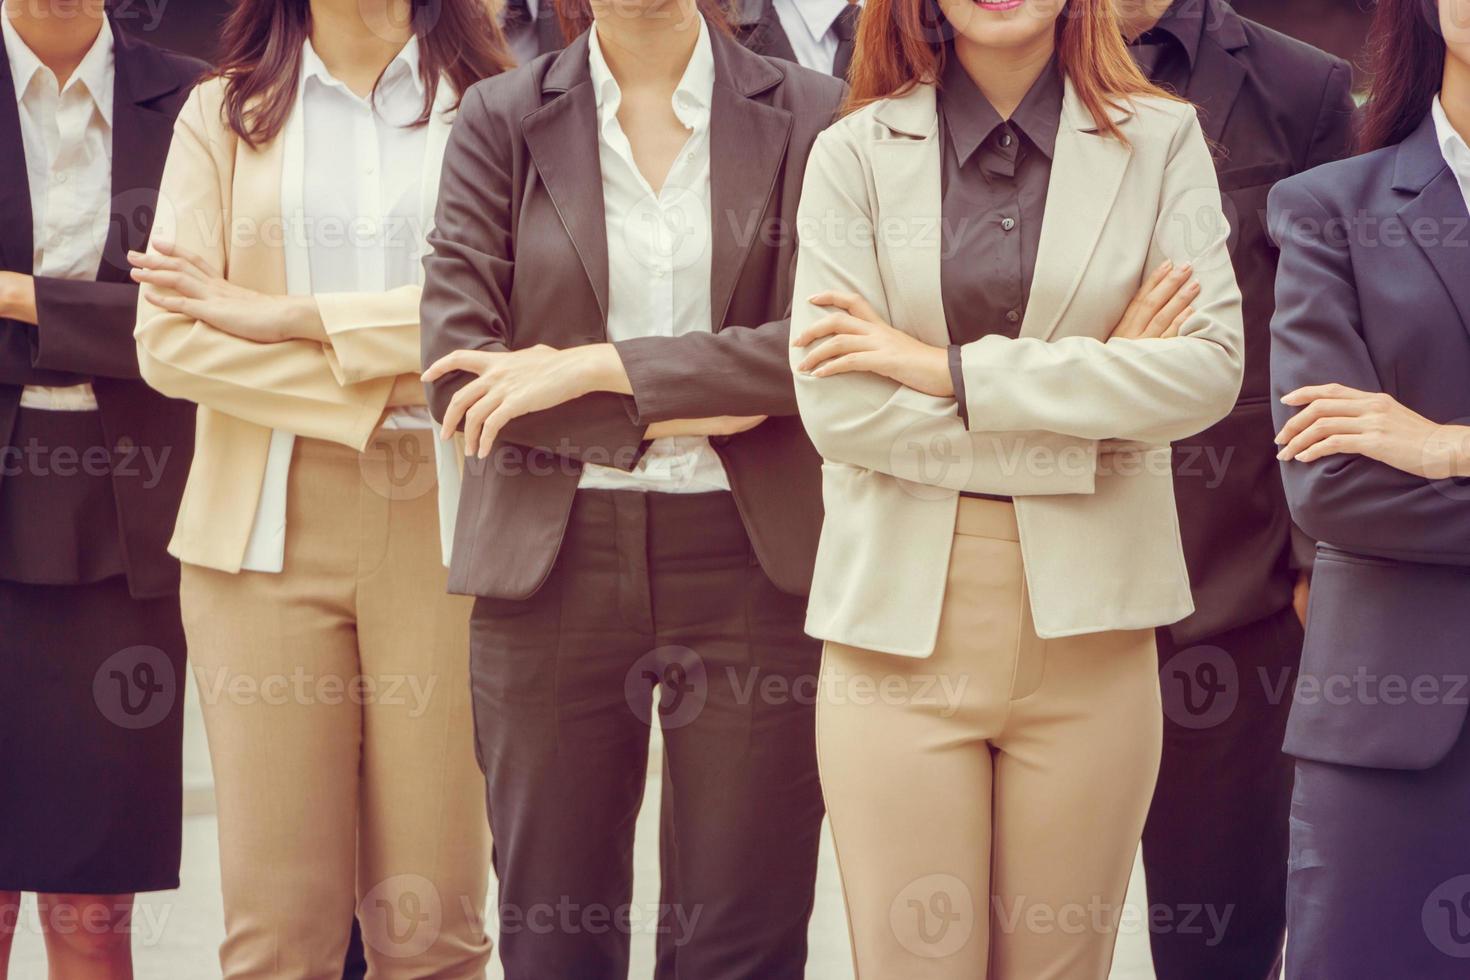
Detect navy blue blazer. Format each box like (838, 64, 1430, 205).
(1267, 110, 1470, 772)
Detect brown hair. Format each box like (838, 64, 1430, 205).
(845, 0, 1179, 142)
(214, 0, 513, 147)
(1358, 0, 1446, 153)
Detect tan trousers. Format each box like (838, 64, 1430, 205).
(181, 432, 491, 980)
(818, 498, 1162, 980)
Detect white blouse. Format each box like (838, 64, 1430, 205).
(240, 37, 459, 572)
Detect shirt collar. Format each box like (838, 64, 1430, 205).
(788, 0, 855, 46)
(588, 15, 715, 132)
(3, 13, 115, 126)
(1131, 0, 1204, 72)
(1432, 96, 1470, 183)
(301, 34, 425, 100)
(939, 52, 1062, 167)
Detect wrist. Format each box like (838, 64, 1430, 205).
(282, 295, 326, 342)
(0, 272, 36, 322)
(572, 343, 632, 397)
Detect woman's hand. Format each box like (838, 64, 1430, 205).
(792, 291, 953, 397)
(1109, 260, 1199, 340)
(422, 344, 624, 458)
(646, 416, 767, 439)
(1275, 383, 1470, 479)
(129, 241, 326, 344)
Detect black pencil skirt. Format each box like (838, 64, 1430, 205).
(0, 575, 187, 894)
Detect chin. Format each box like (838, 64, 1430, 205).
(940, 0, 1063, 51)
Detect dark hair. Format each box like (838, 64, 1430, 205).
(552, 0, 735, 45)
(214, 0, 513, 147)
(1358, 0, 1447, 153)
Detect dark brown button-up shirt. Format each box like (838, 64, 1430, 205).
(938, 51, 1063, 433)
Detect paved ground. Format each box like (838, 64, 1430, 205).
(8, 687, 1158, 979)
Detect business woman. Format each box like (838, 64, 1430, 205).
(0, 2, 201, 976)
(129, 1, 509, 976)
(788, 0, 1244, 975)
(418, 1, 843, 974)
(1269, 1, 1470, 976)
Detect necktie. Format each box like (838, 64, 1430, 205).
(831, 3, 861, 81)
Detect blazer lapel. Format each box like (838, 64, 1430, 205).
(104, 25, 186, 285)
(708, 32, 789, 331)
(1186, 0, 1248, 148)
(1025, 80, 1132, 341)
(869, 85, 948, 348)
(1393, 114, 1470, 341)
(1401, 172, 1470, 340)
(0, 37, 34, 276)
(522, 35, 610, 325)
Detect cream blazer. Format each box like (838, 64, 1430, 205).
(791, 79, 1245, 657)
(135, 77, 457, 573)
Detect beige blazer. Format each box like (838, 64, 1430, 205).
(135, 77, 451, 573)
(791, 79, 1245, 657)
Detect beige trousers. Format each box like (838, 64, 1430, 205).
(818, 498, 1162, 979)
(181, 432, 491, 980)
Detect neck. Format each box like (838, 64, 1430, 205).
(953, 32, 1054, 119)
(308, 0, 413, 96)
(1445, 49, 1470, 145)
(591, 0, 702, 88)
(3, 0, 105, 86)
(1115, 0, 1176, 41)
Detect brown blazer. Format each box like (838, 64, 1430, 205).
(421, 27, 844, 600)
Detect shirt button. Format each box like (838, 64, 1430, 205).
(55, 172, 69, 184)
(1001, 217, 1016, 231)
(1000, 132, 1014, 148)
(1006, 310, 1021, 324)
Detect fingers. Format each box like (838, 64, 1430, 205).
(461, 387, 504, 458)
(1160, 305, 1194, 339)
(1130, 260, 1175, 304)
(1278, 415, 1365, 461)
(144, 289, 205, 321)
(791, 312, 873, 349)
(153, 240, 223, 279)
(1142, 278, 1201, 338)
(1273, 397, 1369, 446)
(1280, 383, 1373, 407)
(422, 348, 491, 383)
(796, 331, 877, 373)
(1295, 433, 1363, 464)
(439, 377, 489, 442)
(810, 351, 876, 379)
(806, 290, 877, 323)
(130, 265, 209, 299)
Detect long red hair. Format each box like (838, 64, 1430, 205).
(846, 0, 1176, 142)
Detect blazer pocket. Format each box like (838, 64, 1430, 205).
(1218, 161, 1292, 194)
(1315, 544, 1399, 569)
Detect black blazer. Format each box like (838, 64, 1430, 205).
(732, 0, 798, 63)
(1268, 111, 1470, 771)
(421, 29, 844, 601)
(0, 21, 204, 599)
(1163, 0, 1356, 643)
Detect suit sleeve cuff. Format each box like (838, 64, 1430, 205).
(949, 344, 969, 428)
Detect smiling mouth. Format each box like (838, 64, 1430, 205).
(973, 0, 1025, 9)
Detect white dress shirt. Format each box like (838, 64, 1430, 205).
(241, 37, 460, 572)
(772, 0, 852, 74)
(1433, 95, 1470, 217)
(581, 17, 730, 493)
(2, 13, 113, 411)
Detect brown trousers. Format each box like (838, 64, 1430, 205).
(818, 498, 1162, 979)
(181, 432, 490, 979)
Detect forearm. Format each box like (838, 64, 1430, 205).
(612, 320, 800, 422)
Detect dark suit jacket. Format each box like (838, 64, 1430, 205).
(1162, 0, 1356, 644)
(421, 28, 844, 600)
(732, 0, 798, 63)
(0, 21, 204, 599)
(1268, 111, 1470, 772)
